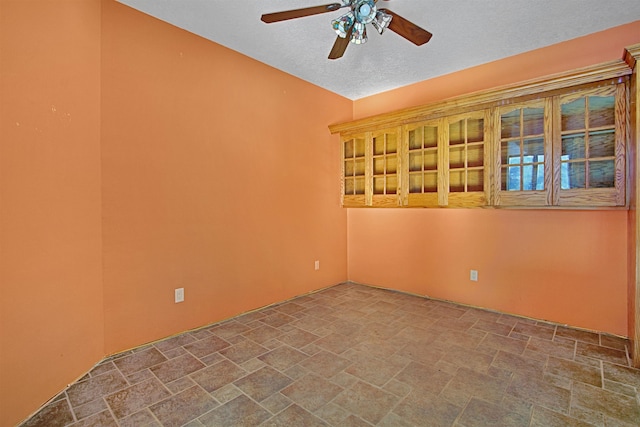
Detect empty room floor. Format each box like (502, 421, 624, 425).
(21, 282, 640, 426)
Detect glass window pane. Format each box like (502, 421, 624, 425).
(501, 141, 521, 165)
(386, 134, 397, 154)
(449, 120, 464, 145)
(535, 164, 545, 190)
(467, 145, 483, 168)
(563, 162, 586, 189)
(501, 167, 509, 191)
(373, 137, 385, 155)
(424, 126, 438, 148)
(589, 160, 615, 188)
(373, 158, 385, 175)
(449, 146, 465, 169)
(409, 152, 423, 172)
(467, 170, 483, 192)
(562, 98, 586, 131)
(450, 170, 465, 193)
(424, 150, 437, 171)
(522, 108, 544, 136)
(522, 165, 543, 190)
(345, 178, 354, 195)
(354, 138, 365, 157)
(354, 177, 365, 194)
(501, 110, 520, 139)
(386, 176, 398, 193)
(344, 160, 354, 176)
(507, 165, 521, 191)
(424, 172, 437, 193)
(386, 157, 397, 174)
(373, 177, 385, 194)
(344, 140, 354, 158)
(409, 173, 422, 193)
(562, 134, 585, 160)
(408, 128, 422, 150)
(354, 159, 365, 176)
(467, 118, 484, 143)
(588, 130, 615, 158)
(523, 138, 544, 157)
(588, 96, 615, 128)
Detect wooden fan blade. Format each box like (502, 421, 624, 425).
(380, 9, 432, 45)
(328, 26, 354, 60)
(261, 3, 343, 23)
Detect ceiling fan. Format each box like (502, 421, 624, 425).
(261, 0, 432, 60)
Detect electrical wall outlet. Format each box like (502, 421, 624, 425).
(470, 270, 478, 282)
(314, 260, 320, 270)
(175, 288, 184, 303)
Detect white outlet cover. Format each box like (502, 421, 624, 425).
(175, 288, 184, 303)
(314, 260, 320, 271)
(470, 270, 478, 282)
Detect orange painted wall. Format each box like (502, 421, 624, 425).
(0, 1, 104, 425)
(348, 24, 640, 337)
(348, 209, 627, 335)
(100, 1, 350, 354)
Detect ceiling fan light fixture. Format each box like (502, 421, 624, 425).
(332, 12, 355, 38)
(351, 22, 367, 44)
(353, 0, 376, 24)
(371, 10, 392, 34)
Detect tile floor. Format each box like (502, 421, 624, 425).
(20, 282, 640, 426)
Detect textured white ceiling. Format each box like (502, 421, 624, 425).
(116, 0, 640, 100)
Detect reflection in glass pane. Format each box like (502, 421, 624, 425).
(588, 130, 615, 158)
(563, 161, 586, 189)
(523, 165, 534, 190)
(373, 177, 385, 194)
(344, 140, 354, 158)
(386, 175, 398, 193)
(354, 158, 365, 176)
(344, 160, 354, 176)
(588, 96, 615, 128)
(523, 138, 544, 156)
(562, 134, 585, 159)
(522, 108, 544, 136)
(467, 145, 483, 168)
(501, 141, 521, 165)
(449, 120, 464, 145)
(562, 98, 586, 131)
(450, 170, 465, 193)
(522, 164, 543, 191)
(409, 152, 423, 172)
(501, 110, 520, 139)
(450, 146, 465, 169)
(345, 178, 354, 195)
(354, 177, 365, 194)
(424, 150, 437, 171)
(589, 160, 615, 188)
(373, 158, 385, 175)
(501, 167, 509, 191)
(467, 170, 483, 192)
(507, 165, 521, 191)
(409, 173, 422, 193)
(354, 139, 365, 157)
(373, 137, 385, 155)
(468, 118, 484, 143)
(424, 172, 437, 193)
(386, 157, 397, 174)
